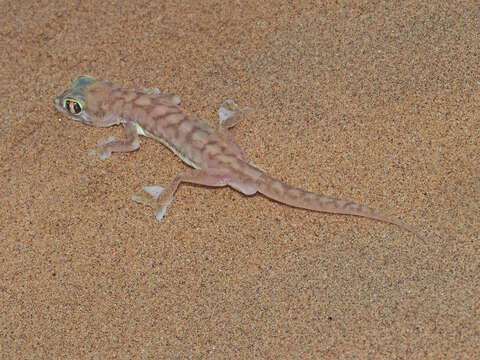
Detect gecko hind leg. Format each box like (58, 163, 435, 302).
(132, 168, 232, 221)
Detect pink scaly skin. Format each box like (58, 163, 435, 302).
(54, 76, 423, 239)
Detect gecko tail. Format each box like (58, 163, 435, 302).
(256, 173, 423, 240)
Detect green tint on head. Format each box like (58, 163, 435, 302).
(71, 75, 97, 89)
(61, 76, 97, 115)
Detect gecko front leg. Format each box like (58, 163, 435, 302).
(89, 120, 141, 159)
(143, 87, 181, 105)
(217, 100, 266, 172)
(215, 100, 252, 161)
(132, 168, 233, 221)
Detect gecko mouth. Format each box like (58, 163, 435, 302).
(54, 97, 66, 113)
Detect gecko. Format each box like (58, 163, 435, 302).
(54, 75, 423, 239)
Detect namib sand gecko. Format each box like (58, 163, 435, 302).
(55, 76, 422, 239)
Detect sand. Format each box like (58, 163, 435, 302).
(1, 0, 478, 358)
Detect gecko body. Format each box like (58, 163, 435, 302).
(54, 76, 422, 239)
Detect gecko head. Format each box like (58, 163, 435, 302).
(54, 75, 98, 125)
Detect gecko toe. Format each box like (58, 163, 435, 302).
(218, 106, 236, 124)
(88, 136, 115, 159)
(132, 186, 170, 208)
(88, 148, 112, 159)
(98, 151, 112, 160)
(143, 186, 164, 200)
(154, 198, 173, 222)
(171, 95, 181, 105)
(218, 99, 251, 128)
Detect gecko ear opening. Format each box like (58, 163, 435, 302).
(72, 75, 97, 89)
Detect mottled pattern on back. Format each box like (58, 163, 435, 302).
(54, 76, 423, 239)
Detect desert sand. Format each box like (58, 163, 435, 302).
(1, 1, 478, 358)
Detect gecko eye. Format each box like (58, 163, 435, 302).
(64, 99, 83, 115)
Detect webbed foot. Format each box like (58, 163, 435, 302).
(132, 186, 173, 222)
(218, 99, 251, 129)
(89, 136, 115, 160)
